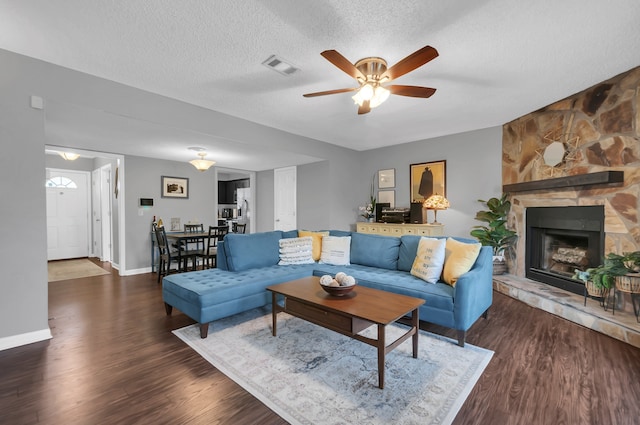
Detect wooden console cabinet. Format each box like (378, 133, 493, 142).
(356, 222, 444, 237)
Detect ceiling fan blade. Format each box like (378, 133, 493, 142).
(357, 100, 371, 115)
(321, 50, 366, 81)
(303, 87, 358, 97)
(387, 85, 436, 98)
(381, 45, 438, 81)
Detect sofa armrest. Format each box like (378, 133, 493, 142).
(451, 246, 493, 330)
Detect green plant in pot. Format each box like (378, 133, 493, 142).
(470, 194, 518, 275)
(584, 251, 640, 293)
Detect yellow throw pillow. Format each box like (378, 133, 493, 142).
(298, 230, 329, 261)
(442, 238, 482, 286)
(410, 237, 446, 284)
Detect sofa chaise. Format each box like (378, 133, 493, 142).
(162, 230, 493, 346)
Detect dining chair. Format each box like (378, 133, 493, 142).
(201, 226, 229, 269)
(234, 223, 247, 234)
(182, 224, 205, 270)
(154, 226, 182, 283)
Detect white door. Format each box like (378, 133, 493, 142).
(91, 169, 102, 259)
(46, 169, 90, 260)
(274, 166, 296, 231)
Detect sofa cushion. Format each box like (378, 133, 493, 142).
(281, 230, 299, 239)
(312, 264, 455, 312)
(278, 237, 314, 265)
(320, 236, 351, 265)
(298, 230, 329, 261)
(410, 237, 446, 283)
(398, 235, 422, 271)
(350, 232, 400, 270)
(443, 237, 482, 286)
(329, 230, 352, 237)
(223, 231, 283, 271)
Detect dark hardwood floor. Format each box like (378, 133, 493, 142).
(1, 261, 639, 424)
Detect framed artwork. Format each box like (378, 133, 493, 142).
(410, 160, 446, 203)
(378, 190, 395, 208)
(378, 168, 395, 189)
(161, 176, 189, 199)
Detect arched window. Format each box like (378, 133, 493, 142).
(45, 176, 78, 189)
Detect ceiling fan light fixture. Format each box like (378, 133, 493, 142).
(352, 84, 389, 109)
(352, 84, 374, 106)
(370, 86, 390, 108)
(189, 152, 216, 172)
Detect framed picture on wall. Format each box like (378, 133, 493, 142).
(409, 160, 446, 203)
(378, 190, 395, 208)
(378, 168, 395, 189)
(161, 176, 189, 199)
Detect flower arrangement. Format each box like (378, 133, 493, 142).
(359, 176, 377, 220)
(359, 200, 376, 220)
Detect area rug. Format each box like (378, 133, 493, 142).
(48, 259, 110, 282)
(173, 307, 493, 425)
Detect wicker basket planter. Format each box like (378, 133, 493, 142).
(615, 273, 640, 294)
(585, 280, 605, 298)
(492, 260, 507, 275)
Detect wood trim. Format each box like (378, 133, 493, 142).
(503, 171, 623, 193)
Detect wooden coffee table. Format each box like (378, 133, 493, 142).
(267, 276, 425, 389)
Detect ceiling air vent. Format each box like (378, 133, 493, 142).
(262, 55, 299, 76)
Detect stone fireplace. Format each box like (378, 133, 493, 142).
(503, 65, 640, 281)
(497, 65, 640, 346)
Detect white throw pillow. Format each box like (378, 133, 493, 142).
(278, 237, 314, 265)
(410, 237, 446, 284)
(319, 236, 351, 266)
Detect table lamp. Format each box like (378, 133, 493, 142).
(423, 194, 450, 224)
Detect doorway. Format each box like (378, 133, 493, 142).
(46, 169, 90, 260)
(274, 166, 297, 231)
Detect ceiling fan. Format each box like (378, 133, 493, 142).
(303, 45, 438, 115)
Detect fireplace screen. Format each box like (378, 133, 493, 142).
(526, 206, 604, 294)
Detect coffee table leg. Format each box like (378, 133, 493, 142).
(412, 308, 419, 359)
(378, 324, 385, 389)
(271, 292, 277, 336)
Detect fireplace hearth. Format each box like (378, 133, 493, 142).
(526, 206, 604, 294)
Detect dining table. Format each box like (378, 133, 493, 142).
(151, 227, 229, 272)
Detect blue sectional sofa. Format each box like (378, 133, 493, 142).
(162, 230, 493, 346)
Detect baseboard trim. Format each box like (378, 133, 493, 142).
(120, 267, 152, 276)
(0, 328, 52, 351)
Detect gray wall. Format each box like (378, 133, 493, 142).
(361, 127, 503, 238)
(124, 155, 217, 271)
(0, 53, 50, 345)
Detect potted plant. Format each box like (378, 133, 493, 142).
(470, 194, 518, 275)
(579, 251, 640, 296)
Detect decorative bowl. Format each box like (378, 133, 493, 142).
(319, 281, 357, 296)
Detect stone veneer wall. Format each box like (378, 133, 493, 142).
(503, 65, 640, 288)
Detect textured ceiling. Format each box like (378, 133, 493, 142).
(1, 0, 639, 170)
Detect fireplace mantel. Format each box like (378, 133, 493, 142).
(503, 171, 623, 193)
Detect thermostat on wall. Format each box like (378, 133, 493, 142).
(139, 198, 154, 207)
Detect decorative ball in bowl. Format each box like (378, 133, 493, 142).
(319, 273, 357, 296)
